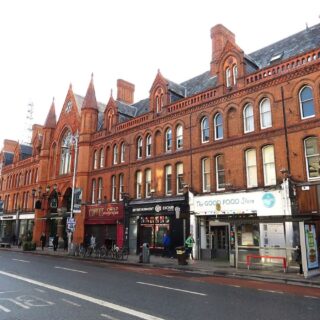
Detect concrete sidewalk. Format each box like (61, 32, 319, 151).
(2, 245, 320, 288)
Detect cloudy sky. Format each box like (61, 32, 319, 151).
(0, 0, 319, 149)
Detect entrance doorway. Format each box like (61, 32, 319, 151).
(209, 224, 229, 259)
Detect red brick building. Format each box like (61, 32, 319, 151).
(0, 23, 320, 265)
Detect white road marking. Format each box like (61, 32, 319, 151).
(304, 295, 320, 300)
(229, 285, 241, 288)
(61, 298, 81, 307)
(101, 314, 120, 320)
(0, 298, 29, 309)
(0, 270, 165, 320)
(34, 288, 46, 293)
(0, 305, 10, 312)
(12, 258, 30, 263)
(258, 289, 283, 294)
(137, 282, 207, 296)
(0, 291, 18, 294)
(54, 266, 87, 274)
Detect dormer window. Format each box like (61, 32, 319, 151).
(269, 52, 283, 64)
(155, 88, 165, 113)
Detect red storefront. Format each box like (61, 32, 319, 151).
(85, 203, 124, 248)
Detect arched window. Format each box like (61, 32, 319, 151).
(91, 179, 96, 204)
(260, 98, 272, 129)
(60, 130, 72, 175)
(202, 158, 210, 192)
(145, 169, 151, 198)
(93, 150, 98, 169)
(146, 135, 152, 157)
(98, 177, 103, 202)
(165, 128, 172, 152)
(304, 137, 320, 180)
(244, 103, 254, 133)
(113, 145, 118, 164)
(245, 149, 258, 188)
(119, 173, 124, 200)
(176, 163, 184, 195)
(137, 137, 143, 159)
(262, 145, 276, 186)
(201, 117, 209, 143)
(165, 165, 172, 195)
(233, 65, 238, 85)
(156, 96, 160, 113)
(136, 171, 142, 199)
(111, 175, 116, 202)
(299, 86, 315, 119)
(120, 143, 125, 163)
(214, 113, 223, 140)
(100, 148, 105, 168)
(216, 155, 225, 190)
(226, 67, 231, 88)
(176, 125, 183, 149)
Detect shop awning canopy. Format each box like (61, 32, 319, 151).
(194, 213, 320, 224)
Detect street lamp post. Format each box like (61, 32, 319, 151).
(68, 131, 79, 254)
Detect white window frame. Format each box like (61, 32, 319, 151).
(145, 169, 151, 198)
(146, 135, 152, 157)
(98, 177, 103, 201)
(304, 137, 320, 181)
(119, 174, 124, 200)
(201, 117, 209, 143)
(260, 98, 272, 129)
(244, 103, 254, 133)
(60, 131, 72, 175)
(120, 143, 125, 163)
(93, 150, 98, 169)
(136, 171, 142, 199)
(111, 175, 116, 202)
(216, 155, 225, 191)
(137, 137, 143, 159)
(262, 145, 276, 186)
(299, 86, 315, 119)
(214, 113, 223, 140)
(113, 145, 118, 164)
(165, 165, 172, 195)
(91, 179, 96, 204)
(233, 64, 238, 85)
(100, 148, 105, 168)
(226, 67, 231, 87)
(165, 128, 172, 152)
(245, 149, 258, 188)
(202, 158, 210, 192)
(176, 163, 184, 195)
(176, 125, 183, 150)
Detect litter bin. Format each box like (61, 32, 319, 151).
(176, 246, 187, 265)
(142, 243, 150, 263)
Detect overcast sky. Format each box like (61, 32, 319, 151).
(0, 0, 319, 149)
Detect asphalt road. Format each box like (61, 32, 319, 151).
(0, 250, 319, 320)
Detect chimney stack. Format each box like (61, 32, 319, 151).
(117, 79, 135, 105)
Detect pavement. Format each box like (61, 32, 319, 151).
(1, 245, 320, 288)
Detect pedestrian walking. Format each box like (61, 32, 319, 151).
(53, 234, 59, 251)
(63, 233, 68, 251)
(185, 233, 195, 260)
(162, 232, 171, 257)
(295, 245, 303, 274)
(40, 232, 46, 250)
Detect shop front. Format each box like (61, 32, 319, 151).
(128, 196, 189, 255)
(85, 203, 124, 248)
(190, 188, 298, 269)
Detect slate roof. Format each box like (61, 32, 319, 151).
(247, 23, 320, 69)
(181, 71, 217, 96)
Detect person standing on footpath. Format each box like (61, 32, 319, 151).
(162, 232, 171, 258)
(53, 234, 59, 251)
(40, 232, 46, 250)
(185, 233, 195, 260)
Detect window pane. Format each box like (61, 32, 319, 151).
(260, 99, 272, 128)
(201, 118, 209, 142)
(263, 146, 276, 186)
(246, 149, 257, 187)
(300, 87, 315, 118)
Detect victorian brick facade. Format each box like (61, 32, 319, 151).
(1, 23, 320, 259)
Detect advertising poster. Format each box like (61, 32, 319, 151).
(304, 224, 319, 270)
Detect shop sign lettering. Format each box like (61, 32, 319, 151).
(86, 204, 123, 218)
